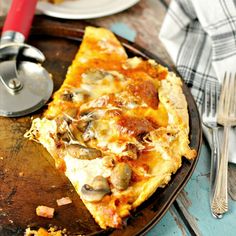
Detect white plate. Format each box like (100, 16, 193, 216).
(37, 0, 140, 19)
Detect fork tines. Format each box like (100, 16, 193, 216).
(218, 73, 236, 124)
(203, 81, 220, 122)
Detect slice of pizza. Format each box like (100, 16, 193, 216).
(25, 26, 196, 229)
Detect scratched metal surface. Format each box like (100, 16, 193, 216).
(1, 0, 236, 235)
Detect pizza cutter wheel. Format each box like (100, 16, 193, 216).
(0, 0, 53, 117)
(0, 60, 53, 117)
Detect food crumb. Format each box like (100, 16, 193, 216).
(19, 172, 24, 176)
(0, 156, 4, 160)
(56, 197, 72, 206)
(24, 226, 67, 236)
(36, 205, 55, 219)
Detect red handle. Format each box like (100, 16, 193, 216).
(2, 0, 38, 40)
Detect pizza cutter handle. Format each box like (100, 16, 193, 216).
(2, 0, 38, 42)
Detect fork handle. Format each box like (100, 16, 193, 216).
(210, 128, 220, 189)
(211, 126, 230, 215)
(210, 128, 222, 218)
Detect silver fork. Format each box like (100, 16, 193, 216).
(202, 81, 222, 218)
(211, 73, 236, 215)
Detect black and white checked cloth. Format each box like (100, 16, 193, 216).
(159, 0, 236, 163)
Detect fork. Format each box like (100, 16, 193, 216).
(202, 81, 221, 218)
(211, 72, 236, 215)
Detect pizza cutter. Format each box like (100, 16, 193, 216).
(0, 0, 53, 117)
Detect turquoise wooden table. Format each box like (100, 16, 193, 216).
(1, 0, 236, 235)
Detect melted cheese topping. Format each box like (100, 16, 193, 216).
(64, 156, 111, 191)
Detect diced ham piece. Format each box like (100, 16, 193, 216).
(56, 197, 72, 206)
(36, 205, 54, 218)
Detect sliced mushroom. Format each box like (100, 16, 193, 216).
(76, 111, 96, 139)
(76, 112, 93, 132)
(66, 144, 102, 160)
(55, 108, 78, 129)
(69, 124, 85, 145)
(81, 176, 111, 202)
(55, 118, 84, 145)
(110, 163, 132, 190)
(82, 69, 112, 83)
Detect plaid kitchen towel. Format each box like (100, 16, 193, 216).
(159, 0, 236, 163)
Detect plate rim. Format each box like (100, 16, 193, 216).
(36, 0, 140, 20)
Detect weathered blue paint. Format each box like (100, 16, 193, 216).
(148, 206, 189, 236)
(110, 22, 136, 42)
(182, 142, 236, 236)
